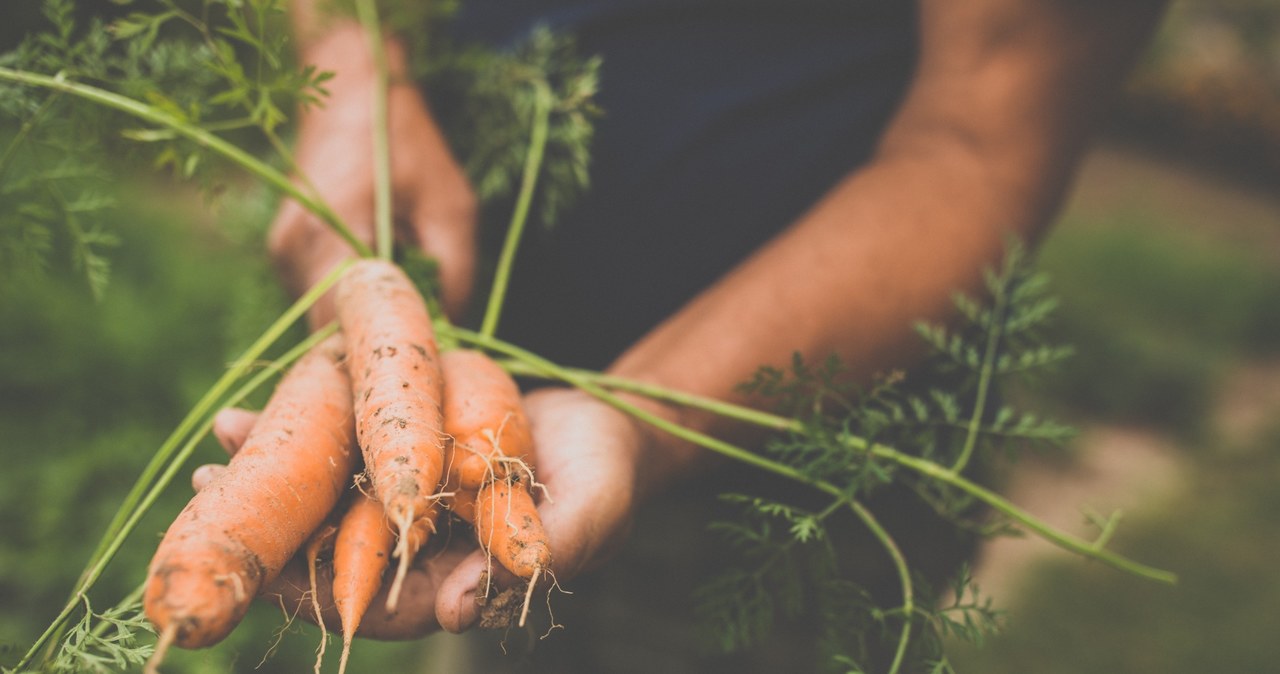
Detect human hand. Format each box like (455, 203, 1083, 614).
(201, 408, 472, 639)
(202, 388, 657, 637)
(267, 27, 476, 326)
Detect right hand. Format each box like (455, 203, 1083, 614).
(268, 26, 477, 326)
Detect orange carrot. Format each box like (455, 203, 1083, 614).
(474, 478, 551, 582)
(440, 349, 534, 491)
(144, 335, 357, 650)
(443, 487, 480, 525)
(335, 259, 447, 608)
(474, 478, 551, 627)
(331, 491, 394, 674)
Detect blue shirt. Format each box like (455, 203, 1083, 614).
(448, 1, 919, 367)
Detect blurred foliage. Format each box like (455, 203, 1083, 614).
(0, 178, 425, 672)
(951, 423, 1280, 674)
(1119, 0, 1280, 184)
(1032, 213, 1280, 434)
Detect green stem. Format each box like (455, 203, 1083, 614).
(847, 500, 913, 674)
(120, 115, 258, 141)
(454, 326, 1177, 585)
(950, 285, 1008, 475)
(354, 0, 394, 261)
(478, 81, 552, 339)
(450, 326, 831, 493)
(0, 66, 373, 258)
(871, 446, 1177, 584)
(497, 358, 798, 434)
(26, 267, 349, 670)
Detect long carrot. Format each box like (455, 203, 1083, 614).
(440, 349, 534, 491)
(143, 334, 357, 652)
(335, 259, 447, 610)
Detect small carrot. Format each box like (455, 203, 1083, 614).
(473, 477, 551, 627)
(143, 335, 357, 651)
(474, 478, 551, 582)
(331, 490, 394, 674)
(335, 259, 447, 609)
(440, 349, 534, 491)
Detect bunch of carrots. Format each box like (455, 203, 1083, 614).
(142, 259, 551, 674)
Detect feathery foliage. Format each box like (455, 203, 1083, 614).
(698, 241, 1075, 672)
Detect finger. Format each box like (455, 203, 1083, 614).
(434, 549, 489, 634)
(408, 192, 476, 321)
(267, 198, 369, 329)
(191, 464, 227, 492)
(212, 408, 259, 456)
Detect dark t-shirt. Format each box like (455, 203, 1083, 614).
(449, 0, 919, 369)
(440, 5, 949, 671)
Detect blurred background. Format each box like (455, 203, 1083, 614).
(2, 1, 1279, 672)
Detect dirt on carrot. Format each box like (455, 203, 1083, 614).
(143, 334, 357, 651)
(335, 259, 448, 609)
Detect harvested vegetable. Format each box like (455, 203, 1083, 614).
(143, 335, 357, 652)
(335, 259, 448, 610)
(440, 348, 535, 490)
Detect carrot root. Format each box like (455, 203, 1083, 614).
(519, 565, 541, 628)
(144, 623, 178, 674)
(305, 525, 337, 674)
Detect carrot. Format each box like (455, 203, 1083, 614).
(472, 477, 551, 627)
(443, 487, 480, 525)
(331, 490, 394, 674)
(143, 334, 357, 651)
(474, 478, 551, 582)
(335, 259, 447, 609)
(440, 349, 534, 491)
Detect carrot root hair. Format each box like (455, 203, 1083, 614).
(385, 509, 415, 613)
(519, 565, 541, 628)
(144, 623, 178, 674)
(305, 525, 337, 674)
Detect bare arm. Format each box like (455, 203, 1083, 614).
(609, 0, 1167, 493)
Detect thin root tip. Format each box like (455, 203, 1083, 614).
(385, 549, 411, 613)
(518, 566, 542, 628)
(144, 623, 179, 674)
(338, 640, 353, 674)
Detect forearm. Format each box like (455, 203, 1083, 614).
(610, 0, 1166, 493)
(609, 144, 1025, 489)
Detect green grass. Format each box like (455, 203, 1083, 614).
(1032, 212, 1280, 432)
(951, 425, 1280, 674)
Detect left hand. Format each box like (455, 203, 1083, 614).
(203, 386, 657, 636)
